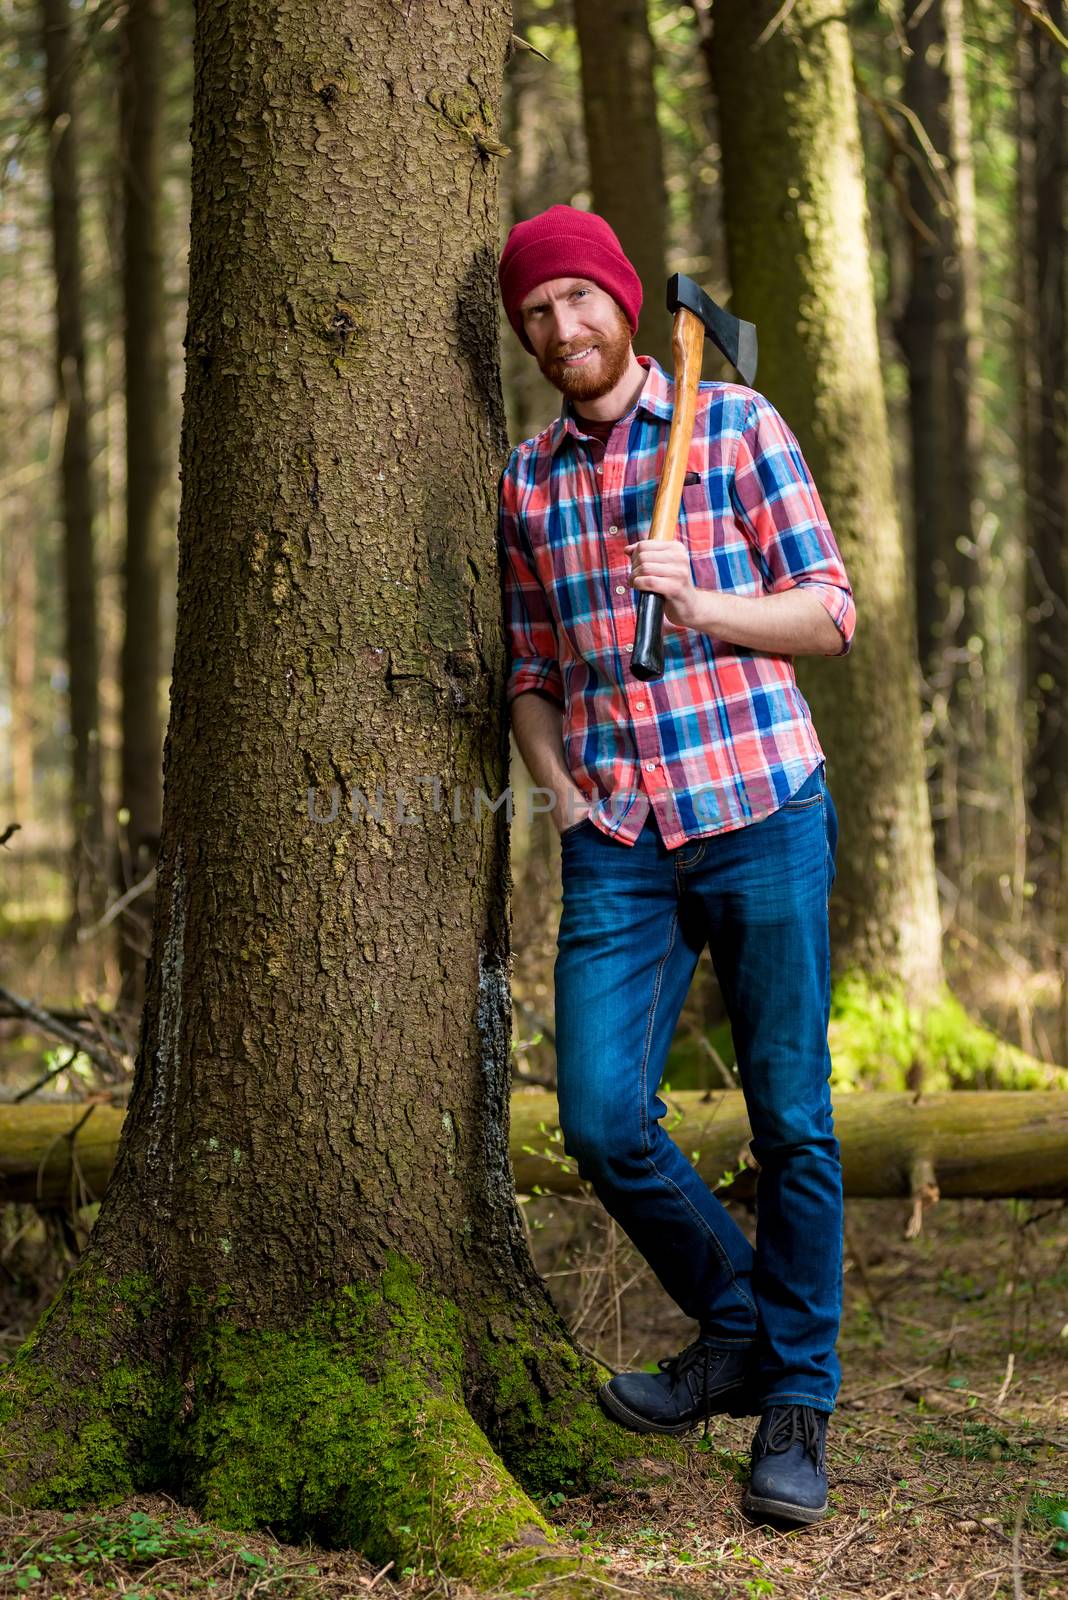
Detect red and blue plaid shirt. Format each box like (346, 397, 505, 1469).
(498, 355, 855, 849)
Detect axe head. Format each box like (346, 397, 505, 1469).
(667, 272, 758, 388)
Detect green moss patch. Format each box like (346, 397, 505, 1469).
(665, 975, 1068, 1092)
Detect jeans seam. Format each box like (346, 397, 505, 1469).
(758, 1391, 834, 1409)
(638, 909, 678, 1153)
(782, 793, 824, 812)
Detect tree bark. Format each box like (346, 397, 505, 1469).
(8, 1090, 1068, 1208)
(0, 0, 666, 1572)
(709, 0, 944, 1004)
(41, 0, 107, 933)
(116, 0, 167, 1018)
(573, 0, 672, 367)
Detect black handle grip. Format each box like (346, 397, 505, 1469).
(631, 589, 665, 681)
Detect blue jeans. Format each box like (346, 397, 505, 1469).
(553, 762, 842, 1413)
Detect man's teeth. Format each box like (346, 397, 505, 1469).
(564, 347, 595, 363)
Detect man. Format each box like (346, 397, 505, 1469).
(496, 204, 854, 1527)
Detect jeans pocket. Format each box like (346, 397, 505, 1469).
(560, 817, 593, 840)
(782, 764, 825, 811)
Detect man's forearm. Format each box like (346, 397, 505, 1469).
(686, 587, 845, 656)
(510, 692, 590, 831)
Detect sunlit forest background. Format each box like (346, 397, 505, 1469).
(1, 0, 1067, 1590)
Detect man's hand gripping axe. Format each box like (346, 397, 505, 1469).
(629, 274, 758, 683)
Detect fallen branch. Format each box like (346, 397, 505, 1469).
(0, 985, 123, 1075)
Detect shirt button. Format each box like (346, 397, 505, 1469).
(596, 465, 603, 474)
(608, 524, 618, 534)
(615, 584, 626, 595)
(645, 760, 658, 771)
(635, 700, 646, 710)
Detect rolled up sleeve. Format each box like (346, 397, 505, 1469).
(498, 457, 565, 707)
(730, 395, 856, 657)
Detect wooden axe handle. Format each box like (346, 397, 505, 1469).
(630, 309, 705, 681)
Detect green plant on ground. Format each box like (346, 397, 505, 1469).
(0, 1508, 217, 1587)
(913, 1419, 1034, 1463)
(1029, 1491, 1068, 1556)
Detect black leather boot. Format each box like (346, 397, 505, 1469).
(597, 1336, 758, 1437)
(744, 1404, 830, 1524)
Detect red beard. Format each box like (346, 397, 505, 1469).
(538, 305, 634, 403)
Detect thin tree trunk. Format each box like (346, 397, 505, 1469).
(1, 167, 38, 833)
(116, 0, 167, 1018)
(2, 0, 654, 1568)
(2, 224, 37, 830)
(710, 0, 944, 1004)
(500, 7, 578, 442)
(41, 0, 107, 933)
(1018, 4, 1068, 935)
(896, 0, 998, 920)
(4, 527, 36, 829)
(573, 0, 672, 367)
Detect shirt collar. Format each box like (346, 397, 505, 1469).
(548, 354, 674, 455)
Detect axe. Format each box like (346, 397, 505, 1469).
(629, 274, 758, 682)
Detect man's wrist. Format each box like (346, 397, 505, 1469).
(680, 587, 715, 634)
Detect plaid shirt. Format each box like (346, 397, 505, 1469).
(498, 355, 855, 849)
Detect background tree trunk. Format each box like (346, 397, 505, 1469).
(1, 0, 657, 1571)
(115, 0, 167, 1019)
(500, 0, 586, 443)
(573, 0, 672, 367)
(710, 0, 944, 1005)
(896, 0, 1001, 922)
(41, 0, 107, 933)
(1018, 4, 1068, 938)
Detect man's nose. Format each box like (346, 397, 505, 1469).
(551, 308, 583, 348)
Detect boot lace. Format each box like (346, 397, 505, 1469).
(657, 1338, 720, 1439)
(761, 1405, 825, 1468)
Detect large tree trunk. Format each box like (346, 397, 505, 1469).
(115, 0, 167, 1019)
(710, 0, 944, 1005)
(573, 0, 671, 367)
(0, 0, 661, 1572)
(1018, 5, 1068, 939)
(41, 0, 107, 933)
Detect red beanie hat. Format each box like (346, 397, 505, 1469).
(498, 204, 642, 353)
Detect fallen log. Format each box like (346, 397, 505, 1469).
(0, 1102, 126, 1207)
(512, 1089, 1068, 1201)
(1, 1091, 1066, 1208)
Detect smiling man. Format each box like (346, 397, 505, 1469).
(496, 204, 855, 1526)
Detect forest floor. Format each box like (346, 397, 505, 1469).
(0, 1193, 1065, 1600)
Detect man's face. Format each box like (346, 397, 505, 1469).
(519, 277, 633, 402)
